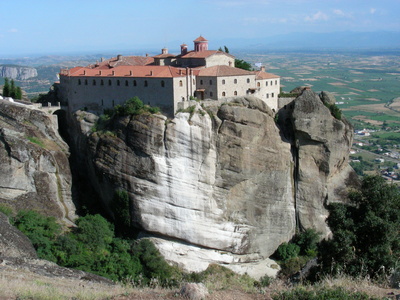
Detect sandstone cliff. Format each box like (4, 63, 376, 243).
(69, 92, 356, 277)
(0, 100, 75, 222)
(0, 65, 38, 80)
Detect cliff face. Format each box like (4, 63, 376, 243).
(70, 93, 356, 276)
(0, 66, 37, 80)
(0, 100, 75, 222)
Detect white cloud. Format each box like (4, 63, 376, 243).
(370, 8, 376, 14)
(8, 28, 18, 33)
(305, 11, 329, 22)
(333, 9, 345, 16)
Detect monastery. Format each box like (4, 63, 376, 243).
(58, 36, 280, 116)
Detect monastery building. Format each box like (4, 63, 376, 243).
(58, 36, 280, 116)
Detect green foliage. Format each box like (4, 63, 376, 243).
(258, 274, 273, 287)
(235, 59, 252, 71)
(318, 175, 400, 279)
(272, 287, 380, 300)
(111, 189, 131, 236)
(2, 78, 22, 99)
(280, 256, 310, 277)
(12, 210, 61, 262)
(292, 228, 320, 257)
(27, 136, 45, 148)
(276, 242, 300, 261)
(324, 102, 342, 120)
(0, 204, 13, 217)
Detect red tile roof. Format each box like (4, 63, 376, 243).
(197, 65, 254, 77)
(93, 56, 154, 69)
(194, 36, 208, 42)
(253, 70, 280, 80)
(64, 65, 188, 78)
(181, 50, 233, 59)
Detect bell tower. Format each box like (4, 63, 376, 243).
(193, 36, 208, 52)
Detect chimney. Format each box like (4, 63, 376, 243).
(83, 70, 86, 75)
(162, 48, 168, 54)
(261, 66, 266, 72)
(112, 70, 115, 76)
(179, 69, 182, 75)
(129, 70, 133, 76)
(180, 43, 188, 55)
(117, 54, 122, 60)
(150, 70, 153, 76)
(99, 70, 102, 75)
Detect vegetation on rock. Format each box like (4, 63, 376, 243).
(2, 77, 22, 99)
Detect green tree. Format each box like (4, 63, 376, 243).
(111, 189, 131, 236)
(15, 86, 22, 99)
(235, 59, 252, 71)
(318, 175, 400, 279)
(2, 78, 10, 97)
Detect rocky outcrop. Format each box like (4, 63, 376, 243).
(0, 100, 75, 222)
(0, 65, 37, 80)
(69, 93, 355, 276)
(289, 90, 357, 234)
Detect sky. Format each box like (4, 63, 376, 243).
(1, 0, 399, 56)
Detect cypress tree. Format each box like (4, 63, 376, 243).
(2, 78, 10, 97)
(10, 79, 16, 98)
(15, 86, 22, 99)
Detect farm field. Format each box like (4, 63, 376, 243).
(239, 50, 400, 130)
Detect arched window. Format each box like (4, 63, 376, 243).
(179, 80, 183, 87)
(275, 80, 277, 85)
(222, 79, 225, 85)
(117, 80, 120, 86)
(84, 79, 88, 85)
(161, 80, 165, 87)
(266, 94, 269, 98)
(100, 79, 104, 86)
(108, 79, 112, 86)
(144, 80, 148, 87)
(78, 79, 81, 85)
(270, 81, 273, 86)
(133, 80, 137, 86)
(209, 80, 212, 85)
(200, 80, 203, 85)
(272, 93, 275, 98)
(234, 91, 237, 96)
(210, 92, 213, 97)
(93, 79, 96, 86)
(266, 81, 268, 86)
(125, 80, 129, 86)
(257, 82, 260, 87)
(222, 92, 226, 96)
(234, 79, 237, 84)
(247, 78, 250, 83)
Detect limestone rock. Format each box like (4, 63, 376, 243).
(180, 283, 209, 300)
(0, 212, 37, 258)
(0, 66, 37, 80)
(0, 100, 75, 222)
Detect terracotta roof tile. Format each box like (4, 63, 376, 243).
(197, 65, 254, 77)
(253, 70, 280, 80)
(194, 36, 208, 42)
(181, 50, 233, 59)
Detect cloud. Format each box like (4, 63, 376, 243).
(305, 11, 329, 22)
(370, 8, 376, 14)
(333, 9, 345, 16)
(8, 28, 18, 33)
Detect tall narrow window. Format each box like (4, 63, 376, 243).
(78, 79, 81, 85)
(101, 79, 104, 86)
(257, 82, 260, 87)
(210, 92, 213, 97)
(272, 93, 274, 97)
(144, 80, 148, 87)
(125, 80, 129, 86)
(133, 80, 137, 86)
(222, 92, 226, 96)
(85, 79, 88, 85)
(108, 79, 112, 86)
(222, 79, 225, 85)
(266, 81, 268, 86)
(161, 80, 165, 87)
(234, 91, 237, 96)
(179, 80, 183, 87)
(200, 80, 203, 85)
(93, 79, 96, 86)
(209, 80, 212, 85)
(275, 80, 277, 85)
(247, 78, 250, 83)
(234, 79, 237, 84)
(266, 94, 269, 98)
(117, 80, 120, 86)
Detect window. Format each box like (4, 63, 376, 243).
(266, 81, 268, 86)
(222, 79, 225, 85)
(101, 79, 104, 86)
(101, 99, 104, 106)
(193, 79, 195, 84)
(144, 80, 148, 87)
(112, 100, 115, 107)
(125, 80, 128, 86)
(270, 81, 273, 86)
(257, 82, 260, 87)
(234, 79, 237, 84)
(275, 80, 277, 85)
(234, 91, 237, 96)
(247, 78, 250, 83)
(266, 93, 269, 98)
(93, 79, 96, 86)
(133, 80, 137, 86)
(84, 79, 88, 85)
(179, 80, 183, 87)
(161, 80, 165, 87)
(117, 80, 120, 86)
(78, 79, 81, 85)
(210, 92, 213, 97)
(272, 93, 274, 97)
(222, 92, 226, 96)
(200, 80, 203, 85)
(108, 79, 112, 86)
(209, 80, 212, 85)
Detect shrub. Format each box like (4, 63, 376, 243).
(276, 242, 300, 261)
(292, 228, 320, 257)
(0, 204, 13, 217)
(324, 102, 342, 120)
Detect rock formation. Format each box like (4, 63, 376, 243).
(68, 91, 356, 277)
(0, 65, 37, 80)
(0, 100, 75, 222)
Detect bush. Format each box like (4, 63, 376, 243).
(276, 242, 300, 261)
(318, 175, 400, 279)
(0, 204, 13, 217)
(292, 228, 320, 257)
